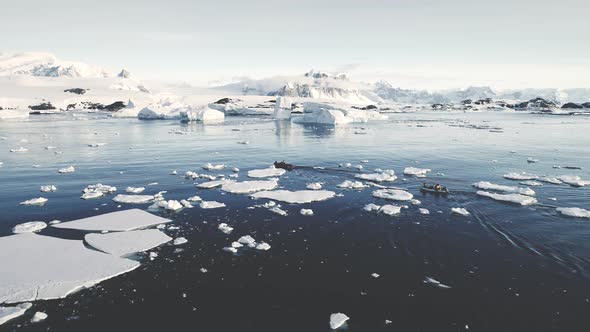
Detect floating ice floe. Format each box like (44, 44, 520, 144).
(218, 223, 234, 234)
(476, 191, 538, 205)
(197, 179, 233, 189)
(53, 209, 170, 232)
(187, 196, 202, 202)
(520, 180, 543, 187)
(85, 229, 172, 256)
(82, 183, 117, 200)
(557, 175, 589, 187)
(256, 242, 271, 251)
(423, 277, 451, 289)
(150, 200, 183, 212)
(0, 233, 140, 303)
(112, 194, 155, 204)
(12, 221, 47, 234)
(355, 170, 397, 182)
(9, 147, 28, 153)
(269, 206, 288, 216)
(329, 313, 350, 330)
(180, 106, 225, 123)
(300, 208, 314, 216)
(451, 207, 470, 216)
(0, 303, 32, 326)
(372, 189, 413, 201)
(403, 167, 431, 177)
(58, 166, 76, 173)
(20, 197, 48, 206)
(337, 180, 368, 189)
(232, 167, 240, 173)
(200, 201, 226, 209)
(221, 179, 278, 194)
(126, 187, 145, 194)
(364, 203, 401, 216)
(30, 311, 47, 323)
(294, 102, 386, 125)
(306, 182, 322, 190)
(419, 208, 430, 215)
(503, 172, 537, 181)
(238, 235, 256, 245)
(538, 176, 562, 185)
(173, 237, 188, 245)
(473, 181, 535, 196)
(88, 143, 106, 148)
(202, 163, 225, 171)
(40, 185, 57, 193)
(247, 166, 286, 178)
(251, 190, 336, 204)
(556, 207, 590, 218)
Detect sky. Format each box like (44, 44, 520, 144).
(1, 0, 589, 90)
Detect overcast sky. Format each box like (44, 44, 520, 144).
(1, 0, 589, 90)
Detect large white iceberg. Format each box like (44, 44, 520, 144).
(273, 96, 292, 120)
(53, 209, 171, 232)
(85, 229, 172, 256)
(292, 102, 386, 125)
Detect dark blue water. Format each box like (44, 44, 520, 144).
(1, 112, 590, 331)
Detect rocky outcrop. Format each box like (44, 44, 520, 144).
(64, 88, 87, 95)
(66, 101, 126, 112)
(562, 102, 584, 109)
(29, 102, 56, 111)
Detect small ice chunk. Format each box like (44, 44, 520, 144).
(251, 190, 336, 204)
(10, 147, 28, 153)
(81, 191, 104, 200)
(187, 196, 202, 202)
(355, 171, 397, 182)
(20, 197, 48, 206)
(197, 179, 233, 189)
(202, 163, 225, 171)
(173, 237, 188, 245)
(556, 207, 590, 218)
(403, 167, 431, 177)
(419, 208, 430, 215)
(269, 206, 288, 216)
(180, 199, 193, 208)
(53, 209, 171, 232)
(372, 189, 413, 201)
(162, 200, 183, 211)
(379, 205, 402, 216)
(410, 199, 421, 205)
(31, 311, 48, 323)
(451, 207, 470, 216)
(473, 181, 535, 196)
(256, 242, 271, 251)
(13, 221, 47, 234)
(247, 166, 286, 178)
(371, 273, 380, 278)
(58, 166, 76, 173)
(126, 187, 145, 194)
(300, 208, 314, 216)
(170, 170, 177, 175)
(149, 252, 158, 260)
(40, 185, 57, 193)
(238, 235, 256, 245)
(476, 191, 537, 205)
(527, 157, 539, 163)
(306, 182, 322, 190)
(232, 167, 240, 173)
(330, 313, 350, 330)
(538, 176, 562, 185)
(223, 247, 238, 253)
(337, 180, 368, 189)
(231, 241, 243, 248)
(423, 276, 451, 289)
(199, 201, 226, 209)
(221, 179, 278, 194)
(364, 203, 381, 212)
(0, 303, 32, 325)
(218, 223, 234, 234)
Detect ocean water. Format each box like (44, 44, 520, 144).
(1, 112, 590, 331)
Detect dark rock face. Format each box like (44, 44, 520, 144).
(474, 98, 493, 105)
(583, 102, 590, 108)
(462, 99, 472, 105)
(29, 102, 56, 110)
(562, 102, 584, 109)
(64, 88, 87, 95)
(351, 105, 378, 110)
(213, 98, 241, 105)
(65, 101, 126, 112)
(515, 97, 557, 109)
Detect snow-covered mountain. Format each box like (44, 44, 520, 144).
(0, 52, 112, 78)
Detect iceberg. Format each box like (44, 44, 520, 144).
(476, 190, 538, 205)
(251, 190, 336, 204)
(273, 96, 292, 120)
(53, 209, 171, 232)
(473, 181, 535, 196)
(180, 106, 224, 123)
(247, 166, 286, 178)
(372, 189, 413, 201)
(85, 229, 172, 256)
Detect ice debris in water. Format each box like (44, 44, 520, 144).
(220, 179, 279, 194)
(197, 179, 233, 189)
(538, 176, 562, 185)
(300, 208, 314, 216)
(251, 190, 336, 204)
(0, 302, 32, 326)
(150, 200, 183, 212)
(306, 182, 322, 190)
(419, 208, 430, 215)
(330, 313, 350, 330)
(520, 180, 543, 187)
(557, 175, 589, 187)
(473, 181, 535, 196)
(202, 163, 225, 171)
(218, 223, 234, 234)
(364, 203, 401, 216)
(503, 172, 537, 181)
(112, 191, 165, 204)
(269, 206, 288, 216)
(53, 209, 170, 232)
(82, 184, 117, 200)
(403, 167, 431, 177)
(247, 166, 286, 178)
(256, 242, 271, 251)
(20, 197, 48, 206)
(200, 201, 226, 209)
(355, 170, 397, 182)
(223, 247, 238, 253)
(126, 187, 145, 194)
(187, 196, 202, 202)
(173, 237, 188, 245)
(30, 311, 48, 323)
(451, 207, 470, 216)
(337, 180, 368, 189)
(372, 189, 413, 201)
(9, 147, 28, 153)
(232, 167, 240, 172)
(58, 165, 76, 173)
(527, 157, 539, 163)
(238, 235, 256, 245)
(85, 229, 172, 256)
(556, 207, 590, 218)
(476, 191, 537, 205)
(40, 185, 57, 193)
(12, 221, 47, 234)
(423, 277, 452, 289)
(364, 203, 381, 212)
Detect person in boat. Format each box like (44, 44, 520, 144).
(423, 182, 448, 193)
(274, 161, 295, 171)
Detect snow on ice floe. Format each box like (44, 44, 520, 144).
(0, 109, 29, 120)
(0, 303, 32, 325)
(300, 208, 314, 216)
(9, 147, 28, 153)
(337, 180, 368, 189)
(557, 175, 589, 187)
(473, 181, 535, 196)
(200, 201, 226, 209)
(126, 187, 145, 194)
(220, 179, 279, 194)
(40, 185, 57, 192)
(251, 190, 336, 204)
(403, 167, 431, 177)
(329, 313, 350, 330)
(372, 189, 413, 201)
(58, 165, 76, 173)
(503, 172, 537, 181)
(112, 194, 154, 204)
(12, 221, 47, 234)
(85, 229, 172, 256)
(477, 190, 537, 205)
(0, 233, 140, 304)
(196, 179, 233, 189)
(355, 170, 397, 182)
(53, 209, 171, 232)
(306, 182, 322, 190)
(247, 166, 286, 178)
(451, 207, 470, 216)
(556, 207, 590, 218)
(20, 197, 48, 206)
(81, 183, 117, 200)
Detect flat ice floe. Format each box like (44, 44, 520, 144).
(12, 221, 47, 234)
(40, 185, 57, 193)
(20, 197, 48, 206)
(473, 181, 535, 196)
(0, 303, 32, 326)
(58, 165, 76, 173)
(220, 179, 278, 194)
(476, 191, 538, 205)
(247, 166, 286, 178)
(337, 180, 368, 189)
(53, 209, 171, 232)
(403, 167, 431, 177)
(329, 313, 350, 330)
(557, 175, 590, 187)
(451, 207, 470, 216)
(372, 189, 413, 201)
(200, 201, 226, 209)
(251, 190, 336, 204)
(355, 170, 396, 182)
(0, 233, 139, 303)
(126, 187, 145, 194)
(364, 203, 401, 216)
(503, 172, 537, 181)
(196, 179, 233, 189)
(556, 207, 590, 218)
(202, 163, 225, 171)
(85, 229, 172, 256)
(520, 180, 543, 187)
(306, 182, 322, 190)
(112, 194, 155, 204)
